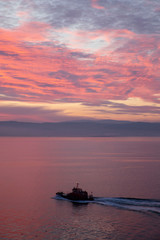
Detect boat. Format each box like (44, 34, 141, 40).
(56, 183, 94, 201)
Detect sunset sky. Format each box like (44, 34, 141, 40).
(0, 0, 160, 122)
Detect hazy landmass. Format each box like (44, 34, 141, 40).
(0, 120, 160, 137)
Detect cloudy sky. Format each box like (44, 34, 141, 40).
(0, 0, 160, 122)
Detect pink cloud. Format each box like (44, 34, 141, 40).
(0, 23, 159, 109)
(91, 0, 105, 9)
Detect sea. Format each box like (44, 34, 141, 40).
(0, 137, 160, 240)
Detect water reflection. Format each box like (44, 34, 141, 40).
(0, 137, 160, 240)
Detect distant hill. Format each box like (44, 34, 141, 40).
(0, 120, 160, 137)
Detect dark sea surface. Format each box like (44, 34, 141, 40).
(0, 137, 160, 240)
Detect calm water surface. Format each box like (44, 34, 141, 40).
(0, 137, 160, 240)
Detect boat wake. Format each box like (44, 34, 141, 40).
(54, 196, 160, 214)
(94, 197, 160, 214)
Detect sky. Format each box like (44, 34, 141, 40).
(0, 0, 160, 123)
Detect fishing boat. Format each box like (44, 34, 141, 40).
(56, 183, 94, 201)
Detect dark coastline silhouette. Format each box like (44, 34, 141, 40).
(0, 120, 160, 137)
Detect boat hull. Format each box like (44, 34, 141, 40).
(56, 192, 94, 201)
